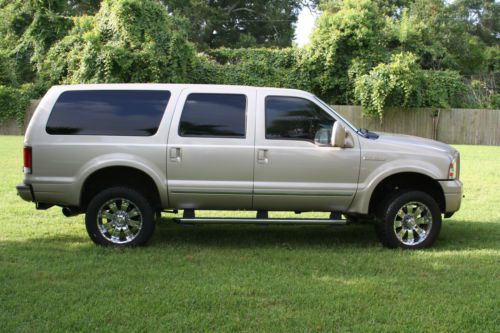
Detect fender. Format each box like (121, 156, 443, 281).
(348, 158, 444, 214)
(75, 153, 168, 207)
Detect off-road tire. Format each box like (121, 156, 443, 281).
(375, 190, 442, 249)
(85, 187, 156, 247)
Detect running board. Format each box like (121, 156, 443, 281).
(173, 217, 348, 225)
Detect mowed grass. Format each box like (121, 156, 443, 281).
(0, 135, 498, 332)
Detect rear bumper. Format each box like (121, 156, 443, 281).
(438, 180, 463, 214)
(16, 184, 34, 202)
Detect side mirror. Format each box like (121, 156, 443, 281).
(331, 122, 346, 147)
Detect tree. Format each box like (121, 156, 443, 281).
(308, 0, 390, 103)
(41, 0, 196, 84)
(0, 0, 74, 84)
(308, 0, 498, 106)
(446, 0, 499, 74)
(162, 0, 317, 50)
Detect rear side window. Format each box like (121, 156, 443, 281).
(178, 93, 246, 138)
(265, 96, 335, 142)
(46, 90, 171, 136)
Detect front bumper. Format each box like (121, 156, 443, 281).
(16, 184, 34, 202)
(438, 179, 463, 214)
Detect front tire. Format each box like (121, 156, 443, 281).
(375, 190, 442, 249)
(85, 187, 156, 247)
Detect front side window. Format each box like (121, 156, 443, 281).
(46, 90, 171, 136)
(265, 96, 335, 143)
(179, 93, 246, 138)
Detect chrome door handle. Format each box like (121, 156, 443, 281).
(170, 147, 181, 162)
(257, 149, 269, 164)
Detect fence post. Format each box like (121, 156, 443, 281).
(432, 108, 440, 141)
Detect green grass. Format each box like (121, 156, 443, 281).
(0, 136, 499, 332)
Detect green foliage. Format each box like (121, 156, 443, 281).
(0, 0, 74, 83)
(309, 0, 498, 113)
(354, 52, 419, 118)
(461, 78, 499, 109)
(354, 52, 466, 118)
(308, 0, 390, 104)
(162, 0, 313, 50)
(191, 48, 313, 90)
(491, 94, 500, 109)
(0, 50, 18, 86)
(0, 85, 31, 125)
(418, 70, 466, 110)
(41, 0, 196, 84)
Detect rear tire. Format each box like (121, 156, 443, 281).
(85, 187, 156, 247)
(375, 190, 441, 249)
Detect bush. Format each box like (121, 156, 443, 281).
(354, 52, 466, 118)
(417, 70, 466, 109)
(191, 48, 313, 90)
(0, 50, 18, 86)
(354, 53, 419, 118)
(491, 94, 500, 109)
(0, 85, 31, 125)
(41, 0, 196, 84)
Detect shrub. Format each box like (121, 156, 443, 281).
(354, 52, 419, 118)
(191, 48, 313, 90)
(354, 52, 466, 118)
(0, 85, 31, 125)
(491, 94, 500, 109)
(41, 0, 196, 84)
(0, 50, 18, 86)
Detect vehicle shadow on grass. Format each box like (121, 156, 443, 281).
(1, 219, 496, 252)
(154, 218, 379, 249)
(150, 217, 499, 251)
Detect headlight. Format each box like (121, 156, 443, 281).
(448, 152, 460, 180)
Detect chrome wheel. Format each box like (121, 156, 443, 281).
(97, 198, 143, 244)
(393, 201, 433, 246)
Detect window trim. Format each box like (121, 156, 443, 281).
(178, 92, 248, 139)
(264, 95, 336, 144)
(45, 89, 171, 137)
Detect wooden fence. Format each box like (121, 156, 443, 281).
(333, 105, 499, 145)
(1, 100, 499, 145)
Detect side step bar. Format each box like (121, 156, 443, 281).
(174, 217, 348, 225)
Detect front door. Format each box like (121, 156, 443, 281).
(167, 86, 256, 209)
(253, 91, 361, 211)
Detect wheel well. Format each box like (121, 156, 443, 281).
(80, 167, 161, 210)
(368, 172, 445, 214)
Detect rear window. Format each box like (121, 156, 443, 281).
(178, 93, 246, 138)
(46, 90, 171, 136)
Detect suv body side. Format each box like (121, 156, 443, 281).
(17, 83, 463, 248)
(21, 84, 462, 215)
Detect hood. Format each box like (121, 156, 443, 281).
(374, 132, 456, 154)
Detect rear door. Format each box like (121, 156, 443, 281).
(253, 90, 361, 211)
(167, 86, 256, 209)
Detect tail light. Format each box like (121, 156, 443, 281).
(23, 146, 32, 174)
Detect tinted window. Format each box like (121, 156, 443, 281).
(46, 90, 171, 136)
(179, 93, 246, 138)
(265, 96, 335, 142)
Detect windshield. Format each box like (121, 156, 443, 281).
(313, 96, 358, 132)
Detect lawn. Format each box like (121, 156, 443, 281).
(0, 135, 498, 332)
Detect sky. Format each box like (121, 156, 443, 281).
(294, 7, 320, 47)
